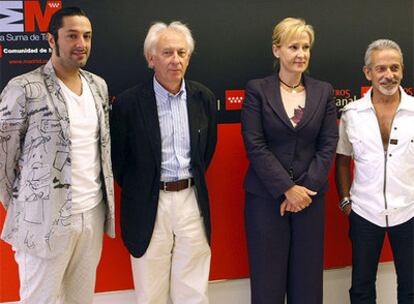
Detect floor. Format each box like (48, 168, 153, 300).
(4, 263, 397, 304)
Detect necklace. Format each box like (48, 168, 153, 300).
(279, 76, 302, 93)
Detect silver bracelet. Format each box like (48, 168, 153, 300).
(339, 196, 352, 210)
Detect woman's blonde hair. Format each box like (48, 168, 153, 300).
(272, 17, 314, 48)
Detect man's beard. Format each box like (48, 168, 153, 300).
(378, 79, 400, 96)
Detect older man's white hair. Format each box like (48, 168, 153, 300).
(143, 21, 195, 68)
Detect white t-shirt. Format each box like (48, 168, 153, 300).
(58, 75, 102, 214)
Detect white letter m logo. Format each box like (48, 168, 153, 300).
(0, 1, 24, 33)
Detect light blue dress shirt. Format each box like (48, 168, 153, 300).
(154, 77, 192, 182)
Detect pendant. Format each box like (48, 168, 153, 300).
(291, 89, 297, 94)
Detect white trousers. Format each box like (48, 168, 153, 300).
(131, 187, 211, 304)
(14, 202, 105, 304)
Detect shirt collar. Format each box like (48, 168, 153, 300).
(398, 87, 414, 112)
(357, 86, 414, 112)
(153, 76, 186, 101)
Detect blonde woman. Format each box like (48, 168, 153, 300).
(241, 17, 338, 304)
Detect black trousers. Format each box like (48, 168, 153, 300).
(245, 192, 325, 304)
(349, 212, 414, 304)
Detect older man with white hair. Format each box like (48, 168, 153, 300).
(110, 21, 217, 304)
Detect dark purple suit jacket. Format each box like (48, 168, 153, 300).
(241, 74, 338, 202)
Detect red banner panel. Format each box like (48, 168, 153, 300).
(0, 123, 394, 302)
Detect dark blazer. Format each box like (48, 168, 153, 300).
(241, 74, 338, 201)
(110, 78, 217, 258)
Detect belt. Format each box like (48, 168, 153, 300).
(160, 178, 194, 192)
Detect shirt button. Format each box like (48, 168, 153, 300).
(394, 127, 397, 130)
(389, 154, 392, 157)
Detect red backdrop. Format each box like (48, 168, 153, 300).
(0, 123, 392, 302)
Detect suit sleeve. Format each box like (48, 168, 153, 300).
(301, 85, 339, 192)
(110, 95, 129, 187)
(0, 81, 28, 208)
(241, 81, 295, 199)
(204, 89, 217, 170)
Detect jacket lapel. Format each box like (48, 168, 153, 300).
(264, 75, 295, 131)
(185, 82, 200, 160)
(295, 75, 322, 131)
(138, 80, 161, 168)
(80, 70, 108, 149)
(42, 60, 70, 142)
